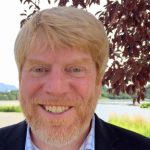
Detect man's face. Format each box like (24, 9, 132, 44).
(19, 40, 101, 146)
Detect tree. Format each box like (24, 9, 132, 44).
(98, 0, 150, 103)
(19, 0, 150, 102)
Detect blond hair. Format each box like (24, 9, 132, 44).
(14, 7, 109, 81)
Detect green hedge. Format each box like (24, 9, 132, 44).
(0, 90, 18, 100)
(140, 102, 150, 108)
(0, 105, 21, 112)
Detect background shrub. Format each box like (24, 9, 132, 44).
(0, 105, 21, 112)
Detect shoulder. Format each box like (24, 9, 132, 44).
(0, 121, 27, 138)
(95, 114, 150, 150)
(0, 121, 27, 149)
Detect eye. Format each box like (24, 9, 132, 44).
(30, 66, 49, 76)
(65, 66, 86, 77)
(70, 67, 82, 72)
(34, 67, 48, 72)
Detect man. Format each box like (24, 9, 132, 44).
(0, 7, 150, 150)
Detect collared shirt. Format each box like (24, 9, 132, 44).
(25, 116, 95, 150)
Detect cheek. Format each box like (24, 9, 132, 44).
(20, 73, 41, 100)
(72, 78, 97, 99)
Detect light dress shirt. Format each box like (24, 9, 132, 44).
(25, 116, 95, 150)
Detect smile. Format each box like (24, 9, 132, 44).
(44, 105, 70, 113)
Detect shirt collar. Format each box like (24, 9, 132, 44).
(25, 125, 39, 150)
(25, 116, 95, 150)
(80, 116, 95, 150)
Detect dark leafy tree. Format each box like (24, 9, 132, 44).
(98, 0, 150, 103)
(19, 0, 150, 103)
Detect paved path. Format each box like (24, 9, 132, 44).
(0, 112, 24, 127)
(0, 100, 25, 127)
(0, 100, 19, 106)
(96, 101, 150, 122)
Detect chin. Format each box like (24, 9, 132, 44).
(29, 115, 89, 147)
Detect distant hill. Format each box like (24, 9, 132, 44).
(0, 83, 17, 92)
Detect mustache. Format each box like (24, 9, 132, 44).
(31, 95, 84, 106)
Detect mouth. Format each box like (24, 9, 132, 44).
(42, 105, 71, 114)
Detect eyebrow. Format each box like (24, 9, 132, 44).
(68, 58, 93, 64)
(24, 59, 51, 69)
(26, 59, 49, 65)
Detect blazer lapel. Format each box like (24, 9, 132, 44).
(94, 114, 119, 150)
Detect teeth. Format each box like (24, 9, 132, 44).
(45, 106, 69, 113)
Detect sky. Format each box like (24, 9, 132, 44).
(0, 0, 21, 87)
(0, 1, 104, 87)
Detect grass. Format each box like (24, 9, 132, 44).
(140, 102, 150, 108)
(0, 105, 22, 112)
(108, 114, 150, 138)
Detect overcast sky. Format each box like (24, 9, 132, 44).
(0, 0, 21, 87)
(0, 1, 104, 87)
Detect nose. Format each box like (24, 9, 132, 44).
(43, 68, 69, 95)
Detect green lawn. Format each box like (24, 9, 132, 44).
(108, 114, 150, 138)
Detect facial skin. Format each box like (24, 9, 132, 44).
(19, 37, 101, 150)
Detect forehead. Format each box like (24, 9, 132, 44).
(27, 46, 93, 65)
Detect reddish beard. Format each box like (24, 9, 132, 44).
(19, 93, 97, 147)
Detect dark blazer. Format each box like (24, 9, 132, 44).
(0, 114, 150, 150)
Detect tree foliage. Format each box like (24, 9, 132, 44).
(99, 0, 150, 103)
(0, 90, 18, 100)
(19, 0, 150, 102)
